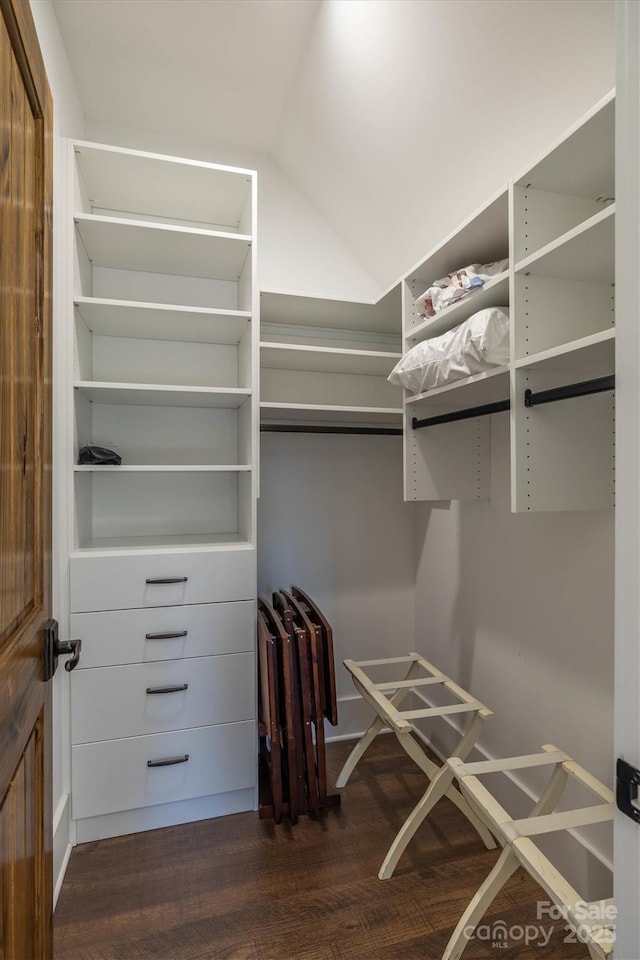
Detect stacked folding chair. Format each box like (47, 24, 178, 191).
(257, 586, 340, 822)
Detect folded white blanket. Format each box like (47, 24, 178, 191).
(388, 307, 510, 396)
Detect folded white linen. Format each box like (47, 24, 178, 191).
(388, 307, 510, 395)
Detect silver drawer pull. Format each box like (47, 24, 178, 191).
(146, 683, 189, 695)
(147, 754, 189, 768)
(145, 577, 188, 585)
(145, 630, 188, 640)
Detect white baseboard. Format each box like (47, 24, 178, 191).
(74, 787, 255, 844)
(53, 794, 72, 909)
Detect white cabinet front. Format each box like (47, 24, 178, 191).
(70, 547, 255, 612)
(70, 600, 254, 668)
(71, 720, 256, 820)
(71, 652, 255, 743)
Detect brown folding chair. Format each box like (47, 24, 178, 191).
(273, 591, 319, 815)
(291, 585, 338, 727)
(280, 589, 329, 809)
(258, 598, 303, 824)
(257, 610, 284, 823)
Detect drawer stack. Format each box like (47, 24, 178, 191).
(69, 549, 257, 843)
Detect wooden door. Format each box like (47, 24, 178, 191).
(0, 1, 53, 957)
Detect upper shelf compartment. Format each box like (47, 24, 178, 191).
(405, 189, 509, 339)
(409, 271, 509, 343)
(74, 298, 251, 345)
(261, 285, 401, 338)
(260, 343, 401, 377)
(259, 286, 403, 429)
(72, 140, 253, 234)
(514, 204, 614, 283)
(512, 205, 615, 363)
(74, 215, 251, 282)
(512, 93, 614, 263)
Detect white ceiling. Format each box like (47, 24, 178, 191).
(52, 0, 616, 291)
(52, 0, 320, 154)
(273, 0, 616, 289)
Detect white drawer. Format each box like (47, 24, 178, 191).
(70, 600, 254, 668)
(70, 548, 255, 612)
(71, 720, 256, 820)
(71, 653, 256, 743)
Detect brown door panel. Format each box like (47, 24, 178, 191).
(0, 0, 53, 956)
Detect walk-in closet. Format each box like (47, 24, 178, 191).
(4, 0, 638, 958)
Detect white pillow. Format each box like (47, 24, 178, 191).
(388, 307, 510, 396)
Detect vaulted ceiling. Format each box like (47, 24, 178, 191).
(52, 0, 616, 291)
(52, 0, 321, 154)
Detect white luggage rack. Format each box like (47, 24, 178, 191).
(443, 745, 615, 960)
(336, 652, 496, 879)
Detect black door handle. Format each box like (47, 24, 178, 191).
(617, 758, 640, 823)
(58, 638, 82, 672)
(43, 620, 82, 680)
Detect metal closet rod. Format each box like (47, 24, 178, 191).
(412, 399, 510, 431)
(524, 375, 615, 407)
(261, 424, 403, 436)
(411, 374, 616, 431)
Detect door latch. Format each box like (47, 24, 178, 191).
(43, 619, 81, 681)
(616, 758, 640, 823)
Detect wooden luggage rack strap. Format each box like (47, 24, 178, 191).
(443, 745, 615, 960)
(336, 652, 496, 880)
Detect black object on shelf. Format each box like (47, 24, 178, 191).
(78, 444, 122, 465)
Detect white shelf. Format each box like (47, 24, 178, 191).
(260, 342, 400, 376)
(260, 286, 400, 335)
(406, 366, 509, 412)
(260, 401, 402, 426)
(407, 189, 508, 289)
(71, 533, 253, 556)
(514, 205, 615, 283)
(74, 381, 251, 408)
(74, 464, 251, 472)
(409, 272, 509, 341)
(402, 94, 614, 511)
(514, 93, 614, 199)
(75, 214, 251, 281)
(75, 298, 251, 344)
(515, 329, 615, 377)
(74, 140, 252, 231)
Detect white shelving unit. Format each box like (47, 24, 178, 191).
(510, 93, 615, 512)
(70, 139, 258, 549)
(402, 189, 509, 501)
(260, 287, 403, 429)
(66, 139, 259, 842)
(401, 91, 614, 510)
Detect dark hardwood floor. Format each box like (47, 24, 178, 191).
(54, 738, 589, 960)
